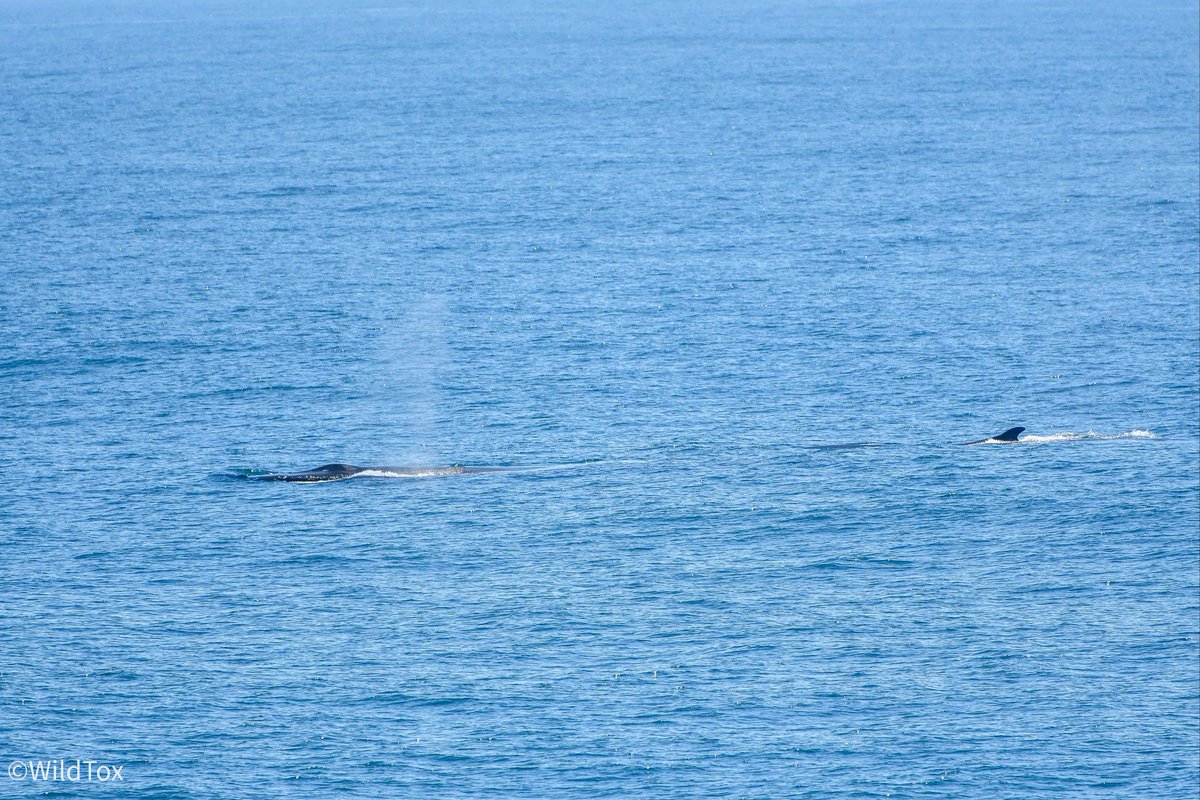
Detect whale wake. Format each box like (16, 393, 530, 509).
(236, 462, 595, 483)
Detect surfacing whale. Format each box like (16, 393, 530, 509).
(253, 463, 513, 483)
(962, 426, 1025, 445)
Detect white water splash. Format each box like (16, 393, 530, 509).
(1019, 429, 1159, 443)
(353, 467, 465, 479)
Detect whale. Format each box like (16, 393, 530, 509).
(251, 463, 512, 483)
(962, 426, 1025, 445)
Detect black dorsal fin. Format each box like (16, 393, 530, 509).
(993, 427, 1025, 442)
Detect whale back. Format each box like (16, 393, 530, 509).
(314, 464, 359, 473)
(260, 463, 364, 482)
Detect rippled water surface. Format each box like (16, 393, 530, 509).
(2, 1, 1197, 797)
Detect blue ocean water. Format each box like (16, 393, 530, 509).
(1, 0, 1197, 796)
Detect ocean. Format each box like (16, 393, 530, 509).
(1, 0, 1197, 797)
